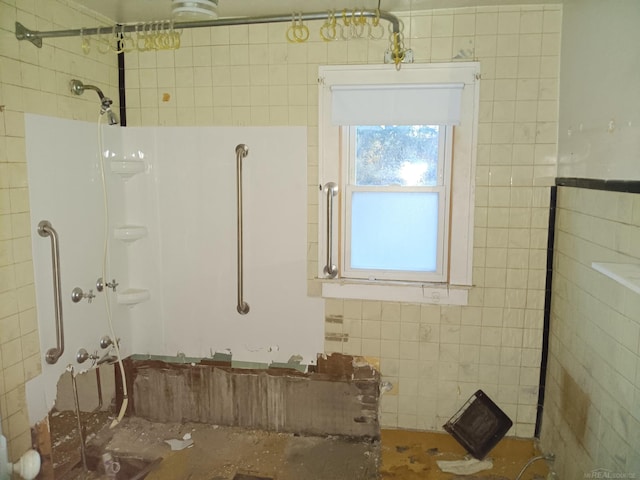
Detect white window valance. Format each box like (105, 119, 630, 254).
(330, 82, 464, 126)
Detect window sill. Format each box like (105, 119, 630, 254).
(320, 279, 470, 305)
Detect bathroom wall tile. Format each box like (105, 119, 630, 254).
(495, 36, 519, 60)
(498, 11, 520, 34)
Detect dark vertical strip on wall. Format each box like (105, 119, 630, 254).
(117, 47, 126, 127)
(556, 177, 640, 193)
(535, 185, 557, 437)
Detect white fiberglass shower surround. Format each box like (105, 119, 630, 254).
(24, 114, 324, 423)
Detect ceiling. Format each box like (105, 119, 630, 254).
(76, 0, 561, 24)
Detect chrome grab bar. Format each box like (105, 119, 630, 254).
(323, 182, 338, 278)
(38, 220, 65, 364)
(236, 144, 250, 315)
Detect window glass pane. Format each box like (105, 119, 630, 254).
(350, 191, 439, 272)
(354, 125, 440, 187)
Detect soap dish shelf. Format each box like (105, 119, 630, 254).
(114, 225, 148, 243)
(110, 160, 145, 178)
(116, 288, 150, 306)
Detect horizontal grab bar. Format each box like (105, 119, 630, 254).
(38, 220, 65, 364)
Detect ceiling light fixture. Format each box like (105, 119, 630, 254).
(171, 0, 219, 20)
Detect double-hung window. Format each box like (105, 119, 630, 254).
(344, 124, 451, 282)
(318, 63, 480, 305)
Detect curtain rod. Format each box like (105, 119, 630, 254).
(15, 10, 401, 48)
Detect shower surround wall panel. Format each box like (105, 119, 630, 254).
(24, 114, 131, 424)
(120, 126, 325, 364)
(22, 118, 323, 425)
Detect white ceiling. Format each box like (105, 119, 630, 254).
(75, 0, 561, 24)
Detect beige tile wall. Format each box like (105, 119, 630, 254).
(540, 187, 640, 476)
(0, 0, 118, 461)
(124, 4, 561, 437)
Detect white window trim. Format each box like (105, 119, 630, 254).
(318, 63, 480, 305)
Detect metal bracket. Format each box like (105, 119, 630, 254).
(384, 48, 414, 65)
(15, 22, 42, 48)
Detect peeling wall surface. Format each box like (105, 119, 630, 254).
(125, 354, 380, 439)
(540, 187, 640, 476)
(539, 1, 640, 476)
(556, 0, 640, 179)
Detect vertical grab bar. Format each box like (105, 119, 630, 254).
(236, 144, 250, 315)
(323, 182, 338, 278)
(38, 220, 65, 364)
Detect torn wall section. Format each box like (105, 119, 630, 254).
(123, 353, 380, 439)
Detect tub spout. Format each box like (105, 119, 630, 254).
(97, 353, 118, 365)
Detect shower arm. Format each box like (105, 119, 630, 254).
(15, 10, 401, 48)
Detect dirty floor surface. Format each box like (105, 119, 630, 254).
(55, 415, 549, 480)
(59, 416, 379, 480)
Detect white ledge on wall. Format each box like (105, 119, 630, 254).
(110, 160, 145, 178)
(113, 225, 148, 242)
(592, 262, 640, 295)
(321, 280, 469, 305)
(116, 288, 151, 306)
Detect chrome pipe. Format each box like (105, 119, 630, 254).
(38, 220, 64, 364)
(236, 144, 250, 315)
(323, 182, 338, 278)
(15, 10, 401, 48)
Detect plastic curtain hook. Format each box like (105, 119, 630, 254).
(369, 9, 385, 39)
(286, 12, 309, 43)
(320, 10, 337, 41)
(80, 28, 90, 54)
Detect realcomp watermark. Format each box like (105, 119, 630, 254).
(585, 469, 637, 479)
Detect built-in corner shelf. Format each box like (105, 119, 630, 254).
(116, 288, 150, 306)
(110, 160, 145, 178)
(114, 225, 148, 243)
(592, 262, 640, 295)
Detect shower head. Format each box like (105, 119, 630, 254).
(69, 79, 119, 125)
(104, 107, 119, 126)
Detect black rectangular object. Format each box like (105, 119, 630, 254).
(443, 389, 513, 459)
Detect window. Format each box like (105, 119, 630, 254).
(344, 124, 451, 282)
(318, 63, 480, 305)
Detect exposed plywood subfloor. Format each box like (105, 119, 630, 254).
(381, 429, 549, 479)
(57, 416, 549, 480)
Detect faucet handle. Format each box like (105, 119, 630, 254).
(71, 287, 96, 304)
(96, 277, 119, 292)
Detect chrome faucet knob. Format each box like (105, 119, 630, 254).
(106, 279, 119, 292)
(76, 348, 99, 364)
(71, 287, 96, 303)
